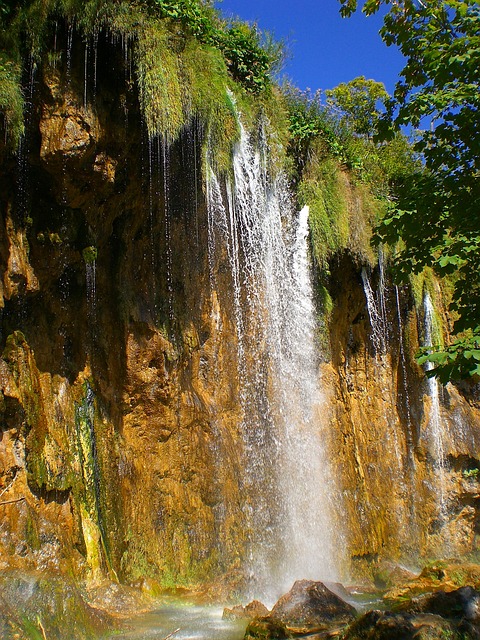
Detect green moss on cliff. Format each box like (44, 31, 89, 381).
(0, 52, 24, 146)
(74, 381, 118, 580)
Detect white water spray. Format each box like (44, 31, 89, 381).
(206, 122, 340, 600)
(423, 292, 448, 515)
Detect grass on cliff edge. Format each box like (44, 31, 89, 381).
(0, 0, 285, 164)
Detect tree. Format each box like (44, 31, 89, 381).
(325, 76, 388, 137)
(339, 0, 480, 382)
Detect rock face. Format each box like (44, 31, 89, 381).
(0, 22, 479, 599)
(0, 32, 245, 588)
(322, 255, 480, 578)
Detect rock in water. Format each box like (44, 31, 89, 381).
(270, 580, 357, 628)
(400, 585, 480, 622)
(244, 580, 357, 638)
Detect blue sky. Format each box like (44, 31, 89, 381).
(216, 0, 405, 95)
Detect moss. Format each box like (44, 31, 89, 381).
(74, 382, 117, 580)
(298, 159, 349, 269)
(82, 246, 98, 264)
(121, 529, 158, 582)
(24, 506, 41, 552)
(1, 0, 281, 154)
(0, 51, 24, 147)
(0, 571, 110, 639)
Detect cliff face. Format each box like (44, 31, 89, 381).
(323, 255, 480, 578)
(0, 28, 479, 597)
(0, 35, 246, 587)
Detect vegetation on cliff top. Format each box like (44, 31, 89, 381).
(340, 0, 480, 383)
(0, 0, 283, 156)
(283, 79, 418, 271)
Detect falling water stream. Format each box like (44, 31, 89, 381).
(423, 292, 448, 520)
(206, 122, 339, 602)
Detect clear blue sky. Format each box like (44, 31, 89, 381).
(216, 0, 405, 95)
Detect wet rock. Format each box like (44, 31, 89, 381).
(343, 584, 480, 640)
(223, 599, 270, 620)
(373, 560, 417, 590)
(244, 581, 357, 638)
(40, 105, 99, 163)
(342, 610, 462, 640)
(244, 616, 290, 640)
(269, 580, 356, 630)
(384, 562, 480, 604)
(86, 579, 153, 616)
(0, 570, 113, 639)
(399, 585, 480, 622)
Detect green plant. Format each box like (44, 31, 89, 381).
(82, 246, 98, 264)
(340, 0, 480, 382)
(0, 51, 24, 145)
(325, 75, 388, 138)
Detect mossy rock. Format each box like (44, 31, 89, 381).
(0, 570, 114, 639)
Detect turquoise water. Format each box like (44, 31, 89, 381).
(104, 599, 248, 640)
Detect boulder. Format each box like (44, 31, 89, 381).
(384, 562, 480, 604)
(223, 600, 270, 620)
(269, 580, 357, 629)
(399, 585, 480, 622)
(373, 560, 417, 590)
(244, 580, 357, 638)
(244, 616, 290, 640)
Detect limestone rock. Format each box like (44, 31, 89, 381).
(399, 586, 480, 622)
(384, 562, 480, 604)
(373, 560, 417, 589)
(244, 616, 290, 640)
(3, 212, 39, 300)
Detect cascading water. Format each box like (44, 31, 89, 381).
(422, 292, 448, 519)
(274, 204, 339, 591)
(206, 122, 340, 601)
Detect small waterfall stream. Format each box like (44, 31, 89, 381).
(206, 123, 340, 600)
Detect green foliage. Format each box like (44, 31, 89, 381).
(325, 75, 388, 137)
(463, 468, 479, 479)
(417, 330, 480, 384)
(340, 0, 480, 382)
(0, 51, 24, 145)
(298, 159, 350, 268)
(82, 246, 98, 264)
(139, 0, 275, 92)
(216, 23, 272, 94)
(282, 85, 360, 180)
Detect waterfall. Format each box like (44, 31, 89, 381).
(423, 293, 448, 517)
(206, 122, 340, 601)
